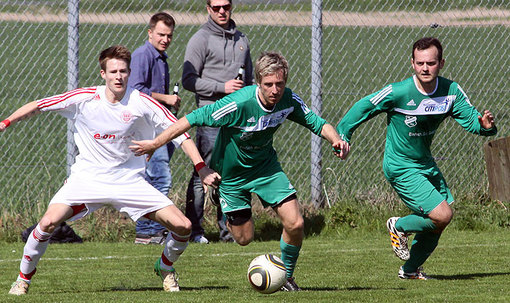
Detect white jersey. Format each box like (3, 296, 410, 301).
(37, 86, 189, 183)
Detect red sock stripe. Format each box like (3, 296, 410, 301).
(33, 228, 51, 242)
(19, 268, 37, 281)
(171, 232, 189, 242)
(161, 253, 173, 266)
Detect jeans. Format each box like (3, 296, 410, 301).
(185, 126, 230, 239)
(136, 143, 175, 235)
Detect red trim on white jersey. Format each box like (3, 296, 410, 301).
(139, 92, 190, 139)
(139, 92, 178, 122)
(37, 87, 97, 110)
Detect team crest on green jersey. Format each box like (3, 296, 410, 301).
(405, 115, 417, 128)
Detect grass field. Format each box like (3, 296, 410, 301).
(1, 230, 509, 302)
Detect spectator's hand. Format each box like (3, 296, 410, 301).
(225, 79, 244, 94)
(332, 140, 350, 160)
(198, 166, 222, 188)
(163, 95, 181, 112)
(478, 110, 495, 129)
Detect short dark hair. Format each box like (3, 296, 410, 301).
(207, 0, 233, 6)
(412, 37, 443, 61)
(99, 45, 131, 71)
(149, 12, 175, 29)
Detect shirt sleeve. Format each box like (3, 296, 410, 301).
(286, 92, 326, 137)
(336, 85, 394, 143)
(139, 92, 190, 147)
(450, 84, 497, 136)
(182, 33, 225, 97)
(186, 94, 239, 127)
(36, 87, 97, 119)
(243, 41, 254, 86)
(128, 50, 152, 96)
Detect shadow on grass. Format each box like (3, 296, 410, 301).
(432, 272, 510, 280)
(106, 286, 230, 292)
(107, 285, 406, 292)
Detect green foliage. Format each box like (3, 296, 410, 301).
(2, 195, 509, 243)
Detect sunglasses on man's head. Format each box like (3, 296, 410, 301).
(209, 4, 232, 12)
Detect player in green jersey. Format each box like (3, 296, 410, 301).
(131, 51, 349, 290)
(336, 37, 497, 280)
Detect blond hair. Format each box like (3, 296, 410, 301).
(255, 52, 289, 84)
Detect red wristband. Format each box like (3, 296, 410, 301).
(194, 161, 206, 172)
(1, 119, 10, 127)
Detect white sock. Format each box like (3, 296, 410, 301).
(161, 232, 190, 271)
(20, 224, 51, 278)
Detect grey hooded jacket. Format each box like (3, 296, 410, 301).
(182, 16, 253, 107)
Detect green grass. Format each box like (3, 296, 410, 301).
(0, 230, 509, 302)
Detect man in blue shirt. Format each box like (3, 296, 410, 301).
(128, 12, 181, 244)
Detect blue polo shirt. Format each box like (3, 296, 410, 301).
(128, 41, 169, 97)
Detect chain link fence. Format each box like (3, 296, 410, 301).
(0, 1, 508, 214)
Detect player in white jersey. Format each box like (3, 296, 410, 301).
(1, 45, 220, 295)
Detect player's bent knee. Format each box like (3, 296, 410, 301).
(173, 219, 192, 236)
(284, 217, 304, 235)
(38, 217, 59, 233)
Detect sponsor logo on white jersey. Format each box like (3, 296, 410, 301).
(404, 115, 417, 128)
(247, 116, 256, 123)
(407, 99, 416, 106)
(394, 95, 455, 115)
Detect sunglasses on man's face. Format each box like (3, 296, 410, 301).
(209, 4, 232, 12)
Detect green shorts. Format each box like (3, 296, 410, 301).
(387, 166, 454, 215)
(218, 170, 297, 214)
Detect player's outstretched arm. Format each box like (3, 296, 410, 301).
(478, 110, 496, 130)
(130, 116, 192, 157)
(180, 138, 222, 188)
(0, 101, 41, 132)
(320, 123, 350, 160)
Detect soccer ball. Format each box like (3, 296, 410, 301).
(247, 254, 287, 294)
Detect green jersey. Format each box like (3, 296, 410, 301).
(186, 85, 326, 185)
(337, 75, 497, 176)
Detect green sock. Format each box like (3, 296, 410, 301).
(396, 214, 436, 233)
(280, 236, 301, 279)
(402, 231, 441, 273)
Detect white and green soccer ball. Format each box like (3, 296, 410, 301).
(247, 254, 287, 294)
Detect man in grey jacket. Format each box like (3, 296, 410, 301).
(182, 0, 253, 243)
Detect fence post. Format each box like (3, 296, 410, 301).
(484, 137, 510, 202)
(67, 0, 79, 175)
(311, 0, 324, 208)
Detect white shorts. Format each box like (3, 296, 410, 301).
(49, 174, 173, 222)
